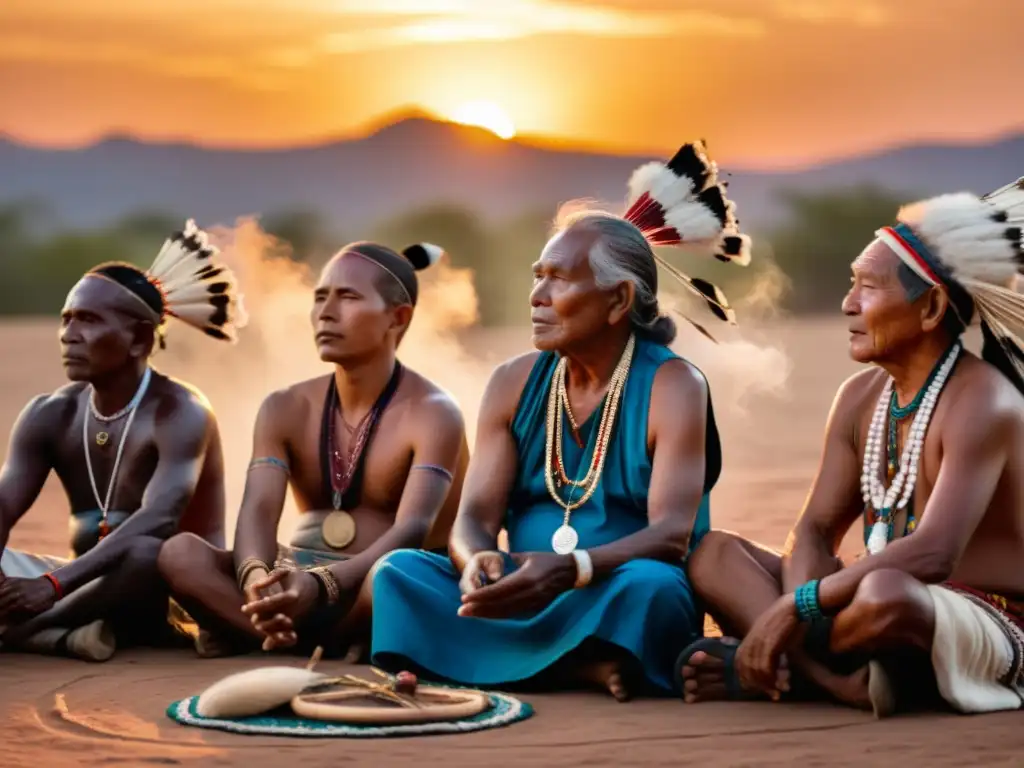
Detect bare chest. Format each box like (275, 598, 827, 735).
(285, 406, 413, 513)
(52, 403, 159, 513)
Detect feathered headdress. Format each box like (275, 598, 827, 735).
(621, 141, 752, 339)
(90, 219, 248, 344)
(874, 177, 1024, 390)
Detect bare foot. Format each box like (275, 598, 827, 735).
(342, 643, 367, 664)
(578, 659, 632, 702)
(826, 665, 872, 711)
(194, 628, 245, 658)
(679, 637, 788, 703)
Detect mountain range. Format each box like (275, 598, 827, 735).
(2, 116, 1022, 232)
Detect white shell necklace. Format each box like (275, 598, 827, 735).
(860, 342, 961, 555)
(83, 366, 153, 538)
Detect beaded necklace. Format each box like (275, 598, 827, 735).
(861, 341, 961, 554)
(544, 334, 635, 554)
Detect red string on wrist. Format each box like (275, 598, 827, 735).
(44, 572, 64, 600)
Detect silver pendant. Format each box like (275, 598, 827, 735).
(552, 524, 579, 555)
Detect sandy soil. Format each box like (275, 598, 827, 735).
(0, 317, 1018, 767)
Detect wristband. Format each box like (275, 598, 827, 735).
(236, 557, 271, 591)
(794, 579, 824, 622)
(307, 566, 341, 605)
(44, 572, 64, 600)
(570, 550, 593, 588)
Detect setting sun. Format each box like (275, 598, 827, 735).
(449, 101, 517, 140)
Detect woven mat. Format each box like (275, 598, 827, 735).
(166, 691, 533, 738)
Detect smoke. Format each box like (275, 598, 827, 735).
(153, 218, 495, 543)
(150, 217, 793, 544)
(661, 289, 792, 415)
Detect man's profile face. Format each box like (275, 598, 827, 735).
(842, 240, 928, 364)
(310, 253, 404, 364)
(529, 228, 616, 352)
(59, 278, 139, 382)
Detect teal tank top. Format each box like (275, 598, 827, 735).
(506, 337, 721, 554)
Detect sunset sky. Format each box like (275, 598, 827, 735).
(2, 0, 1022, 167)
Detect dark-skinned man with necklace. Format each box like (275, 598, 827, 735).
(370, 143, 753, 700)
(0, 220, 244, 661)
(158, 241, 468, 658)
(679, 177, 1024, 718)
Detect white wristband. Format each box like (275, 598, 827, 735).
(570, 549, 593, 588)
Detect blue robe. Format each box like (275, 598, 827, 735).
(370, 338, 721, 694)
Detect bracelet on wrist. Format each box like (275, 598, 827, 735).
(794, 579, 825, 622)
(307, 566, 341, 605)
(570, 550, 593, 588)
(44, 572, 64, 600)
(236, 557, 272, 591)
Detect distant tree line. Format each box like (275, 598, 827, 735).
(0, 185, 915, 323)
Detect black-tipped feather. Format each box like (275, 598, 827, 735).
(690, 277, 734, 323)
(666, 144, 711, 188)
(697, 186, 729, 224)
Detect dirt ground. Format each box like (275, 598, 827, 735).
(0, 317, 1020, 767)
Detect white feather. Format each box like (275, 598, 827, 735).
(195, 667, 329, 718)
(144, 219, 248, 342)
(984, 178, 1024, 216)
(420, 243, 444, 266)
(664, 202, 725, 243)
(898, 191, 1021, 288)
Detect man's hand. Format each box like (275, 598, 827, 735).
(458, 552, 576, 619)
(458, 551, 507, 596)
(0, 576, 57, 620)
(735, 593, 799, 698)
(241, 569, 321, 651)
(241, 567, 281, 605)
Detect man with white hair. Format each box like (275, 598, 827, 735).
(370, 142, 751, 700)
(678, 178, 1024, 717)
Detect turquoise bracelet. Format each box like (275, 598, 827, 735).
(794, 579, 824, 622)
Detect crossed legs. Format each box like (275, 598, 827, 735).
(2, 536, 172, 660)
(680, 530, 938, 709)
(158, 532, 375, 658)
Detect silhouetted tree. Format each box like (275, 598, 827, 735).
(766, 184, 917, 312)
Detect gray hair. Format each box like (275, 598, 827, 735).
(556, 208, 677, 345)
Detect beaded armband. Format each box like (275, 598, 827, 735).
(236, 557, 272, 591)
(307, 566, 341, 606)
(794, 579, 824, 622)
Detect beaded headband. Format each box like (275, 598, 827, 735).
(871, 178, 1024, 391)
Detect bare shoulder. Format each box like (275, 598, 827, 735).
(256, 374, 331, 423)
(651, 357, 709, 410)
(151, 373, 217, 436)
(829, 367, 887, 427)
(483, 351, 543, 420)
(490, 351, 543, 395)
(16, 383, 84, 434)
(396, 369, 466, 433)
(943, 354, 1024, 431)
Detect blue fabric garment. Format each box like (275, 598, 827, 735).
(371, 337, 721, 694)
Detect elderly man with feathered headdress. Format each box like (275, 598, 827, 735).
(0, 221, 245, 661)
(369, 141, 751, 700)
(678, 178, 1024, 717)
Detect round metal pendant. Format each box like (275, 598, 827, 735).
(95, 431, 109, 447)
(322, 510, 357, 550)
(551, 524, 579, 555)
